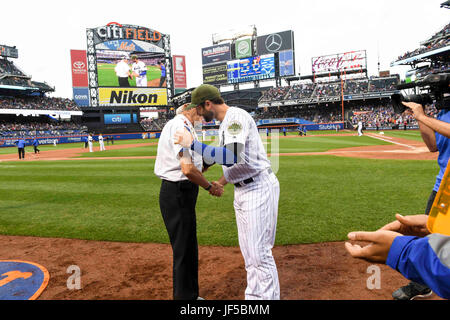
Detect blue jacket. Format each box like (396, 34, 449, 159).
(387, 234, 450, 299)
(32, 139, 39, 146)
(16, 139, 26, 148)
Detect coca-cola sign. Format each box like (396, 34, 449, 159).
(311, 50, 366, 74)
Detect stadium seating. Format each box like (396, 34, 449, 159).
(0, 96, 80, 111)
(394, 23, 450, 62)
(0, 120, 87, 138)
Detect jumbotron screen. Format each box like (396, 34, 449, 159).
(227, 54, 275, 84)
(96, 49, 166, 88)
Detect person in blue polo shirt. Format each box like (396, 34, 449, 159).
(15, 138, 26, 159)
(387, 101, 450, 300)
(158, 61, 166, 87)
(32, 138, 40, 154)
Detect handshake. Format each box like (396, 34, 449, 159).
(208, 181, 224, 197)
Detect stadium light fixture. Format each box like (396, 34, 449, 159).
(212, 25, 257, 44)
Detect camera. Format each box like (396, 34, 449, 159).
(391, 72, 450, 114)
(172, 88, 195, 108)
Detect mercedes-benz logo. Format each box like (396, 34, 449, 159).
(265, 33, 282, 53)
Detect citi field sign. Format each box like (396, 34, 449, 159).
(92, 22, 164, 48)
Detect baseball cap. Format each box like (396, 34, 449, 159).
(185, 84, 221, 110)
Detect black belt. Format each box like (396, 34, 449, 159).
(234, 168, 273, 187)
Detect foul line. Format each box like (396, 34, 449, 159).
(365, 133, 416, 149)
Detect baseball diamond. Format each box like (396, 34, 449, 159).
(1, 1, 450, 308)
(0, 132, 444, 299)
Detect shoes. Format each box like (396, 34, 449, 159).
(197, 296, 205, 300)
(392, 282, 432, 300)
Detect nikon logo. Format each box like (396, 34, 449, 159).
(110, 90, 158, 104)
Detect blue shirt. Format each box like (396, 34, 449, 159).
(387, 234, 450, 299)
(433, 109, 450, 191)
(32, 139, 39, 146)
(16, 139, 26, 148)
(160, 64, 166, 77)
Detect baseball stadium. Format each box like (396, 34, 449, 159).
(0, 2, 450, 307)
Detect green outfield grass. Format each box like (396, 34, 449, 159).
(97, 63, 162, 87)
(0, 134, 439, 245)
(378, 129, 423, 141)
(0, 139, 156, 155)
(77, 135, 390, 158)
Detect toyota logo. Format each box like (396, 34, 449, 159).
(265, 33, 283, 53)
(73, 61, 85, 70)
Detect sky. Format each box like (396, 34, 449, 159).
(1, 0, 448, 99)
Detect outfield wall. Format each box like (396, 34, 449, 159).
(0, 132, 162, 148)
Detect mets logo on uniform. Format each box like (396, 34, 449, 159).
(0, 260, 49, 300)
(227, 121, 243, 137)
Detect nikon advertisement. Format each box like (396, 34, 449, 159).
(98, 88, 168, 106)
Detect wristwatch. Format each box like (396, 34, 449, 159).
(204, 182, 212, 191)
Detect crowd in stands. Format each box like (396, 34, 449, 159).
(140, 110, 175, 131)
(253, 105, 342, 124)
(395, 23, 450, 62)
(259, 76, 399, 103)
(414, 61, 450, 78)
(0, 96, 80, 111)
(0, 120, 87, 139)
(0, 58, 25, 76)
(350, 104, 438, 129)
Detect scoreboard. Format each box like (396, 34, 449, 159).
(0, 45, 18, 59)
(227, 54, 275, 84)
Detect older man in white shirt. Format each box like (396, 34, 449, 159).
(114, 57, 131, 87)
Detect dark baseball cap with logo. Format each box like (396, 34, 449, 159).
(186, 84, 221, 110)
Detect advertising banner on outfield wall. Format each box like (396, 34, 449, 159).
(173, 55, 187, 89)
(201, 44, 232, 65)
(70, 49, 89, 87)
(98, 88, 168, 106)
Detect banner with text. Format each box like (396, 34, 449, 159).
(70, 49, 89, 87)
(98, 87, 168, 106)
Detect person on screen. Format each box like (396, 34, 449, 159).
(131, 55, 148, 87)
(114, 57, 131, 87)
(158, 60, 166, 87)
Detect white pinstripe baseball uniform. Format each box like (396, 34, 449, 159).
(219, 107, 280, 300)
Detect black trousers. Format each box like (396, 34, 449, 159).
(34, 146, 40, 154)
(18, 148, 25, 159)
(159, 179, 199, 300)
(118, 77, 130, 87)
(159, 76, 166, 87)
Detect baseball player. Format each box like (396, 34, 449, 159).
(32, 138, 40, 154)
(98, 134, 106, 151)
(155, 103, 223, 300)
(357, 120, 363, 136)
(131, 55, 147, 87)
(174, 84, 280, 300)
(88, 134, 93, 152)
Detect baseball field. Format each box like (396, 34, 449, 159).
(97, 63, 165, 87)
(0, 130, 443, 300)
